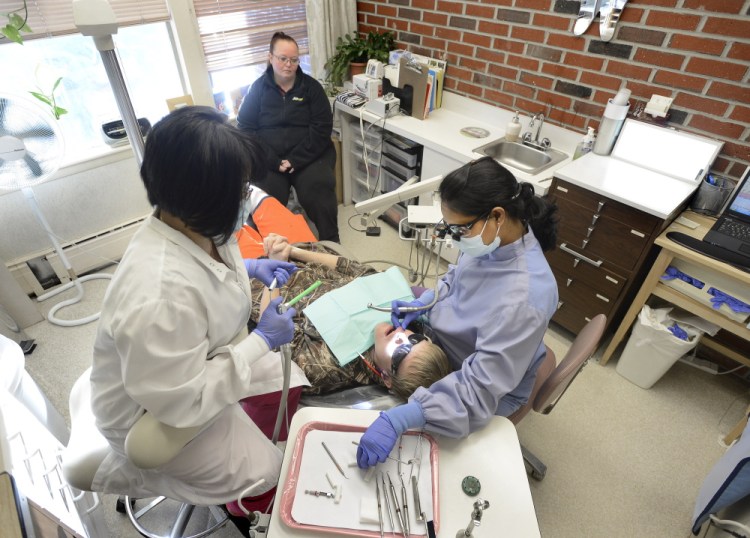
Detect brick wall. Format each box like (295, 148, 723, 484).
(357, 0, 750, 180)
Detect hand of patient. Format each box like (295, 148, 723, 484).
(244, 258, 297, 287)
(253, 297, 296, 349)
(264, 233, 292, 261)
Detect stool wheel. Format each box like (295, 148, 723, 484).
(115, 495, 136, 514)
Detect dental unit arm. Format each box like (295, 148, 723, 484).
(355, 176, 444, 314)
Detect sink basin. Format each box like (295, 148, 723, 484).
(473, 139, 569, 175)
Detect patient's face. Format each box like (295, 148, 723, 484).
(372, 322, 429, 382)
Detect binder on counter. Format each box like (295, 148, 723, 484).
(398, 57, 429, 120)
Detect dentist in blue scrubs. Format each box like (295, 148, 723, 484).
(357, 156, 560, 467)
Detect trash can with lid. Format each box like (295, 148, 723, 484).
(616, 305, 704, 389)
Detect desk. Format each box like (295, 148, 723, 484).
(601, 211, 750, 366)
(267, 407, 540, 538)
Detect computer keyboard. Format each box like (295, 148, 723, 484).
(666, 231, 750, 273)
(716, 219, 750, 242)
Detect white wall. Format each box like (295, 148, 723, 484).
(0, 152, 151, 263)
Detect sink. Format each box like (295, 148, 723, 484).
(473, 139, 569, 175)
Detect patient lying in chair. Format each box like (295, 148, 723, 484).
(248, 236, 451, 401)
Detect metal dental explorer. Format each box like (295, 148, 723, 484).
(398, 439, 410, 535)
(321, 441, 348, 479)
(381, 473, 395, 533)
(387, 472, 407, 538)
(376, 478, 384, 538)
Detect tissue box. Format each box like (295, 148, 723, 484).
(661, 258, 750, 323)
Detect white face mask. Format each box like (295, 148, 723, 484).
(456, 217, 501, 257)
(233, 198, 253, 233)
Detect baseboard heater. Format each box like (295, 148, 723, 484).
(7, 216, 147, 296)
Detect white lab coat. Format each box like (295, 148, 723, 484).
(89, 215, 307, 505)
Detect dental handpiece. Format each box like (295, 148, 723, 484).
(282, 279, 322, 311)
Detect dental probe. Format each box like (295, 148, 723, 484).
(381, 473, 395, 533)
(321, 441, 348, 479)
(387, 472, 407, 538)
(376, 478, 384, 538)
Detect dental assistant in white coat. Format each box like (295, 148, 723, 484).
(88, 106, 305, 514)
(357, 156, 560, 467)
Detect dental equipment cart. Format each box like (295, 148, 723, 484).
(266, 407, 540, 537)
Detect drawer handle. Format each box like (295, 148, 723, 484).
(586, 226, 594, 238)
(556, 186, 568, 193)
(597, 201, 605, 212)
(596, 293, 610, 303)
(566, 278, 572, 287)
(581, 239, 589, 249)
(557, 300, 564, 310)
(605, 275, 619, 285)
(560, 243, 603, 268)
(591, 214, 599, 226)
(630, 229, 645, 238)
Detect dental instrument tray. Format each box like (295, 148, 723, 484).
(279, 422, 440, 537)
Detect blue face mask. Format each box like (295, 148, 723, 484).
(456, 217, 501, 257)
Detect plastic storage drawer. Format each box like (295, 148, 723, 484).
(382, 154, 417, 181)
(381, 167, 407, 193)
(383, 138, 418, 168)
(351, 122, 382, 149)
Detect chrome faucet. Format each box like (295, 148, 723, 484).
(523, 112, 551, 150)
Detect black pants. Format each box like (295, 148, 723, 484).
(254, 145, 340, 242)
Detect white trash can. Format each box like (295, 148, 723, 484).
(616, 305, 703, 389)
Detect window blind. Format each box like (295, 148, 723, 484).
(192, 0, 308, 73)
(0, 0, 169, 40)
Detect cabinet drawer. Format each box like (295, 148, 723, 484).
(551, 179, 660, 233)
(552, 300, 607, 335)
(554, 271, 616, 315)
(546, 246, 627, 296)
(557, 219, 649, 274)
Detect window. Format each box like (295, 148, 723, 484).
(192, 0, 310, 115)
(0, 22, 184, 164)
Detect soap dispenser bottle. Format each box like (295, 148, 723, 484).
(573, 127, 596, 160)
(505, 111, 521, 143)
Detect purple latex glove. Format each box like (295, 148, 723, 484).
(390, 289, 435, 329)
(356, 413, 399, 468)
(253, 297, 296, 349)
(357, 402, 426, 469)
(244, 258, 297, 288)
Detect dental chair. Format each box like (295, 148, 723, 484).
(61, 368, 230, 538)
(509, 314, 607, 480)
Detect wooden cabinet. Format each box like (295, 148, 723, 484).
(546, 178, 666, 335)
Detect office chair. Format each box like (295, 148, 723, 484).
(692, 415, 750, 537)
(509, 314, 607, 480)
(61, 368, 229, 538)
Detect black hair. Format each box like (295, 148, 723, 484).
(270, 31, 298, 53)
(438, 156, 559, 251)
(140, 106, 265, 245)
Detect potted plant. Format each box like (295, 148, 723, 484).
(325, 30, 395, 88)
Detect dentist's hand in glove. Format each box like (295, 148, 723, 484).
(356, 402, 426, 469)
(391, 289, 435, 330)
(253, 297, 296, 349)
(244, 258, 297, 287)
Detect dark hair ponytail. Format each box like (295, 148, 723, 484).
(270, 31, 298, 53)
(439, 156, 559, 251)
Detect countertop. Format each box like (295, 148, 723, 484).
(336, 92, 582, 195)
(337, 91, 705, 217)
(554, 152, 699, 219)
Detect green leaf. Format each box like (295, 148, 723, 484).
(29, 91, 52, 106)
(53, 106, 67, 119)
(2, 24, 22, 44)
(8, 13, 24, 27)
(52, 77, 63, 91)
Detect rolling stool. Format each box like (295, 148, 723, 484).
(61, 368, 229, 538)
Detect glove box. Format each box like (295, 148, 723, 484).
(661, 258, 750, 323)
